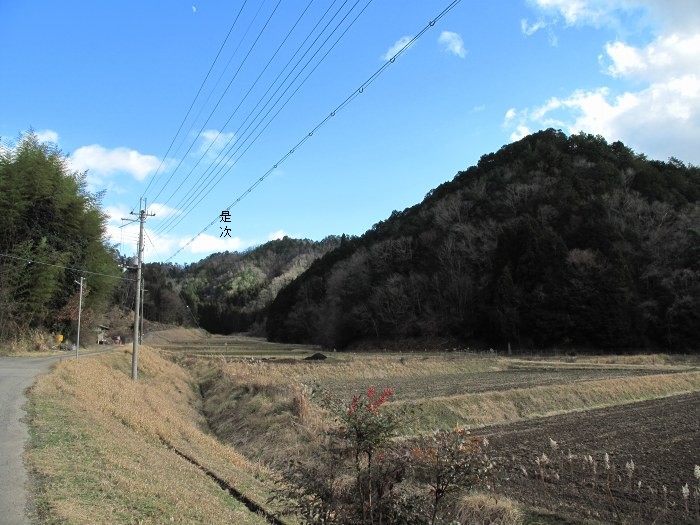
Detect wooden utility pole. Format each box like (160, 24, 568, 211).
(139, 278, 147, 344)
(130, 201, 154, 380)
(75, 276, 83, 360)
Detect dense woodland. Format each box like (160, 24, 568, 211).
(267, 130, 700, 351)
(0, 133, 119, 341)
(140, 236, 340, 334)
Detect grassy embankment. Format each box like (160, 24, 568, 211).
(26, 344, 286, 525)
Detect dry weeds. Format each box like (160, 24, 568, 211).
(26, 346, 278, 524)
(455, 493, 523, 525)
(396, 370, 700, 431)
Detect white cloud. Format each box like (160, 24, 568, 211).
(103, 203, 251, 260)
(382, 36, 412, 61)
(511, 0, 700, 164)
(438, 31, 466, 58)
(510, 125, 532, 142)
(197, 129, 236, 155)
(640, 0, 700, 32)
(521, 18, 546, 36)
(71, 144, 161, 181)
(528, 0, 700, 31)
(505, 76, 700, 163)
(192, 5, 196, 13)
(149, 202, 182, 219)
(520, 18, 558, 45)
(184, 233, 244, 254)
(604, 33, 700, 82)
(35, 129, 59, 144)
(502, 109, 533, 141)
(528, 0, 605, 26)
(268, 230, 287, 241)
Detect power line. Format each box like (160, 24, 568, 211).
(154, 0, 371, 236)
(148, 0, 284, 206)
(0, 253, 135, 282)
(137, 1, 250, 207)
(164, 0, 463, 262)
(150, 0, 351, 232)
(151, 0, 325, 232)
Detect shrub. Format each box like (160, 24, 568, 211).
(273, 387, 495, 525)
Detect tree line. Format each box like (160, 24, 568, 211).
(5, 129, 699, 353)
(140, 236, 341, 334)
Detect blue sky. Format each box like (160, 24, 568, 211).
(2, 0, 699, 264)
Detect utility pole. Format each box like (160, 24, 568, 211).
(130, 200, 155, 380)
(74, 276, 83, 360)
(139, 277, 147, 344)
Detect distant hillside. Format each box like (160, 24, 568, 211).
(267, 130, 700, 351)
(142, 236, 340, 334)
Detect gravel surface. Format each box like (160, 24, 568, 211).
(0, 349, 114, 524)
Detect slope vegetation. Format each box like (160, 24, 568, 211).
(26, 346, 282, 524)
(268, 130, 700, 351)
(142, 236, 340, 334)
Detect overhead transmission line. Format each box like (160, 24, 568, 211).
(147, 0, 284, 207)
(150, 0, 328, 228)
(154, 0, 372, 237)
(151, 0, 360, 235)
(164, 0, 463, 262)
(137, 1, 250, 208)
(0, 253, 135, 281)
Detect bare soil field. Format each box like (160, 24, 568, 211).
(475, 392, 700, 524)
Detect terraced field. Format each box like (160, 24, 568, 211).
(148, 331, 700, 524)
(316, 366, 679, 401)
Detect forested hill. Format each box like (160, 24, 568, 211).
(267, 130, 700, 351)
(142, 236, 340, 334)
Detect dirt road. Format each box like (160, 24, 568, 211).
(0, 350, 112, 524)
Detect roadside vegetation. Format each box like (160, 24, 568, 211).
(26, 344, 281, 524)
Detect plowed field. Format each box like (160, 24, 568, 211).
(475, 392, 700, 524)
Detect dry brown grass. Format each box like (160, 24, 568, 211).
(216, 352, 502, 386)
(27, 346, 279, 524)
(0, 329, 64, 356)
(143, 327, 210, 344)
(193, 360, 327, 471)
(455, 493, 523, 525)
(202, 351, 700, 433)
(395, 370, 700, 431)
